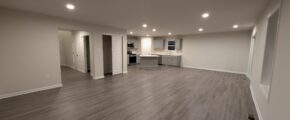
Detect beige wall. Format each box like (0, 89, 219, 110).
(0, 7, 127, 98)
(182, 31, 251, 74)
(249, 0, 290, 120)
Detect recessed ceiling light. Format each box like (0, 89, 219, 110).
(66, 3, 75, 10)
(202, 13, 210, 18)
(152, 29, 156, 32)
(168, 32, 172, 35)
(146, 34, 150, 37)
(233, 24, 239, 29)
(142, 24, 147, 28)
(129, 32, 133, 35)
(198, 28, 204, 32)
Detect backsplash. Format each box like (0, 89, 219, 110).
(152, 49, 182, 55)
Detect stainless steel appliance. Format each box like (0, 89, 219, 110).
(128, 51, 137, 65)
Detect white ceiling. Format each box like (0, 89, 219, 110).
(0, 0, 269, 36)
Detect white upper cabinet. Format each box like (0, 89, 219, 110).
(175, 39, 182, 50)
(128, 36, 140, 49)
(153, 39, 165, 49)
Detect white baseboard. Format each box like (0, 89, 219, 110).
(93, 76, 104, 80)
(182, 65, 246, 75)
(62, 64, 75, 69)
(113, 71, 123, 75)
(62, 65, 87, 73)
(77, 68, 86, 73)
(0, 84, 63, 100)
(250, 84, 264, 120)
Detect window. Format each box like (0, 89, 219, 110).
(168, 40, 176, 51)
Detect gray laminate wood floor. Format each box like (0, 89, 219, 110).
(0, 66, 258, 120)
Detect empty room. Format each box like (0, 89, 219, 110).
(0, 0, 289, 120)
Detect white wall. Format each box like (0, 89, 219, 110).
(112, 35, 124, 75)
(58, 30, 74, 67)
(0, 7, 127, 98)
(249, 0, 290, 120)
(73, 31, 90, 73)
(182, 31, 251, 74)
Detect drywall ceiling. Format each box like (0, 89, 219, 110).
(0, 0, 269, 36)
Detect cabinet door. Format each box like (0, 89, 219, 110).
(175, 39, 182, 50)
(131, 40, 138, 49)
(128, 39, 139, 49)
(135, 39, 140, 49)
(162, 56, 181, 66)
(167, 56, 172, 65)
(170, 57, 178, 66)
(136, 55, 140, 63)
(162, 55, 169, 64)
(176, 56, 181, 66)
(154, 39, 164, 49)
(158, 55, 162, 64)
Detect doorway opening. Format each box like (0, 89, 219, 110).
(84, 35, 91, 73)
(58, 29, 92, 83)
(102, 35, 113, 76)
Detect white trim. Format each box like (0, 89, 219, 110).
(0, 84, 63, 100)
(246, 74, 252, 81)
(247, 30, 256, 80)
(260, 84, 270, 101)
(61, 64, 86, 73)
(76, 68, 86, 73)
(182, 65, 246, 75)
(62, 64, 75, 70)
(93, 76, 104, 80)
(250, 84, 264, 120)
(61, 64, 67, 66)
(113, 71, 122, 75)
(62, 65, 86, 73)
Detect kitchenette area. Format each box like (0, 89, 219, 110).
(127, 36, 182, 67)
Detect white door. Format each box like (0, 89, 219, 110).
(112, 35, 123, 75)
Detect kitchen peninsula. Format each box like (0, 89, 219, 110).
(140, 55, 159, 67)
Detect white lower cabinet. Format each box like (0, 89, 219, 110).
(137, 55, 141, 63)
(161, 55, 181, 67)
